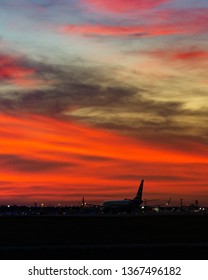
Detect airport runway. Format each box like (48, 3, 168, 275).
(0, 215, 207, 259)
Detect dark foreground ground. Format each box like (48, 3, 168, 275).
(0, 215, 208, 259)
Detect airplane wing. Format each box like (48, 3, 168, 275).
(143, 198, 171, 207)
(85, 203, 102, 208)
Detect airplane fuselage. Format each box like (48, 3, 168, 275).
(101, 199, 142, 210)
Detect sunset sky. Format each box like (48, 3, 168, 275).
(0, 0, 208, 206)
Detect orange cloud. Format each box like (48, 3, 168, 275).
(0, 113, 207, 205)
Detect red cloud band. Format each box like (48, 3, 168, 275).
(0, 113, 208, 203)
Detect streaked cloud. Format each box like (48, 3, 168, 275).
(0, 113, 207, 203)
(0, 154, 73, 173)
(57, 4, 208, 40)
(0, 51, 207, 145)
(58, 7, 208, 39)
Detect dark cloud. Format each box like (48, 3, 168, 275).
(0, 52, 207, 144)
(29, 185, 81, 192)
(0, 53, 138, 113)
(77, 155, 112, 162)
(0, 154, 75, 173)
(0, 185, 17, 191)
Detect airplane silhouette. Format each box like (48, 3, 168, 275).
(85, 179, 144, 212)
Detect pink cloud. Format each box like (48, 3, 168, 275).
(0, 54, 34, 80)
(84, 0, 168, 13)
(58, 6, 208, 38)
(172, 50, 208, 61)
(155, 8, 208, 33)
(59, 24, 146, 36)
(58, 6, 208, 39)
(58, 23, 194, 38)
(142, 49, 208, 63)
(0, 53, 46, 88)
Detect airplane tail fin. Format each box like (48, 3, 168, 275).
(166, 197, 171, 206)
(133, 179, 144, 200)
